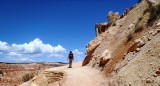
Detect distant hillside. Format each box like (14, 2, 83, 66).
(0, 62, 66, 86)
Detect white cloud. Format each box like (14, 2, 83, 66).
(0, 41, 9, 51)
(73, 49, 83, 56)
(0, 38, 67, 62)
(72, 49, 84, 62)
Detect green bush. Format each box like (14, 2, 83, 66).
(22, 73, 34, 82)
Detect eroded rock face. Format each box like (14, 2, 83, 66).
(95, 12, 120, 37)
(82, 55, 91, 66)
(84, 0, 160, 85)
(95, 23, 109, 36)
(84, 0, 150, 67)
(0, 64, 46, 86)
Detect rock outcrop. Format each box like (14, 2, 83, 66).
(95, 12, 120, 37)
(84, 0, 150, 67)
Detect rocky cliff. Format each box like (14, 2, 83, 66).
(83, 0, 160, 85)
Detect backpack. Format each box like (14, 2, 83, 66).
(69, 53, 73, 59)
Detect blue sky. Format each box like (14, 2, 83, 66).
(0, 0, 137, 63)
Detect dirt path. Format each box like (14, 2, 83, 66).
(48, 62, 104, 86)
(20, 62, 104, 86)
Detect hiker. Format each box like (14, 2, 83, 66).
(68, 51, 74, 68)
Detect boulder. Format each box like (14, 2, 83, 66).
(127, 36, 148, 53)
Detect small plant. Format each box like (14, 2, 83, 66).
(22, 73, 34, 82)
(127, 33, 133, 42)
(138, 17, 143, 21)
(143, 9, 149, 15)
(113, 22, 116, 26)
(148, 3, 160, 26)
(135, 24, 144, 33)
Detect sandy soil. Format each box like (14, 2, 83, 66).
(48, 62, 104, 86)
(20, 62, 104, 86)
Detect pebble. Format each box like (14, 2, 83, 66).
(149, 63, 153, 65)
(136, 48, 140, 52)
(155, 71, 160, 75)
(153, 74, 157, 77)
(146, 79, 151, 83)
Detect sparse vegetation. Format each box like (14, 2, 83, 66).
(143, 9, 149, 15)
(113, 22, 116, 26)
(22, 73, 34, 82)
(148, 3, 160, 26)
(138, 17, 143, 21)
(127, 33, 133, 42)
(135, 23, 144, 33)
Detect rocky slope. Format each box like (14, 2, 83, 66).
(83, 0, 160, 85)
(20, 0, 160, 86)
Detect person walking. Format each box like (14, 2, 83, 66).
(68, 51, 74, 68)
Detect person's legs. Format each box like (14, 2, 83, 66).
(69, 59, 72, 68)
(70, 59, 72, 68)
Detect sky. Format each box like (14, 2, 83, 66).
(0, 0, 137, 63)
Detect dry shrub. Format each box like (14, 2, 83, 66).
(127, 34, 133, 42)
(148, 3, 160, 26)
(135, 24, 144, 33)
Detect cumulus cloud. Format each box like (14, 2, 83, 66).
(0, 38, 66, 62)
(73, 49, 83, 56)
(72, 49, 84, 61)
(0, 41, 9, 51)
